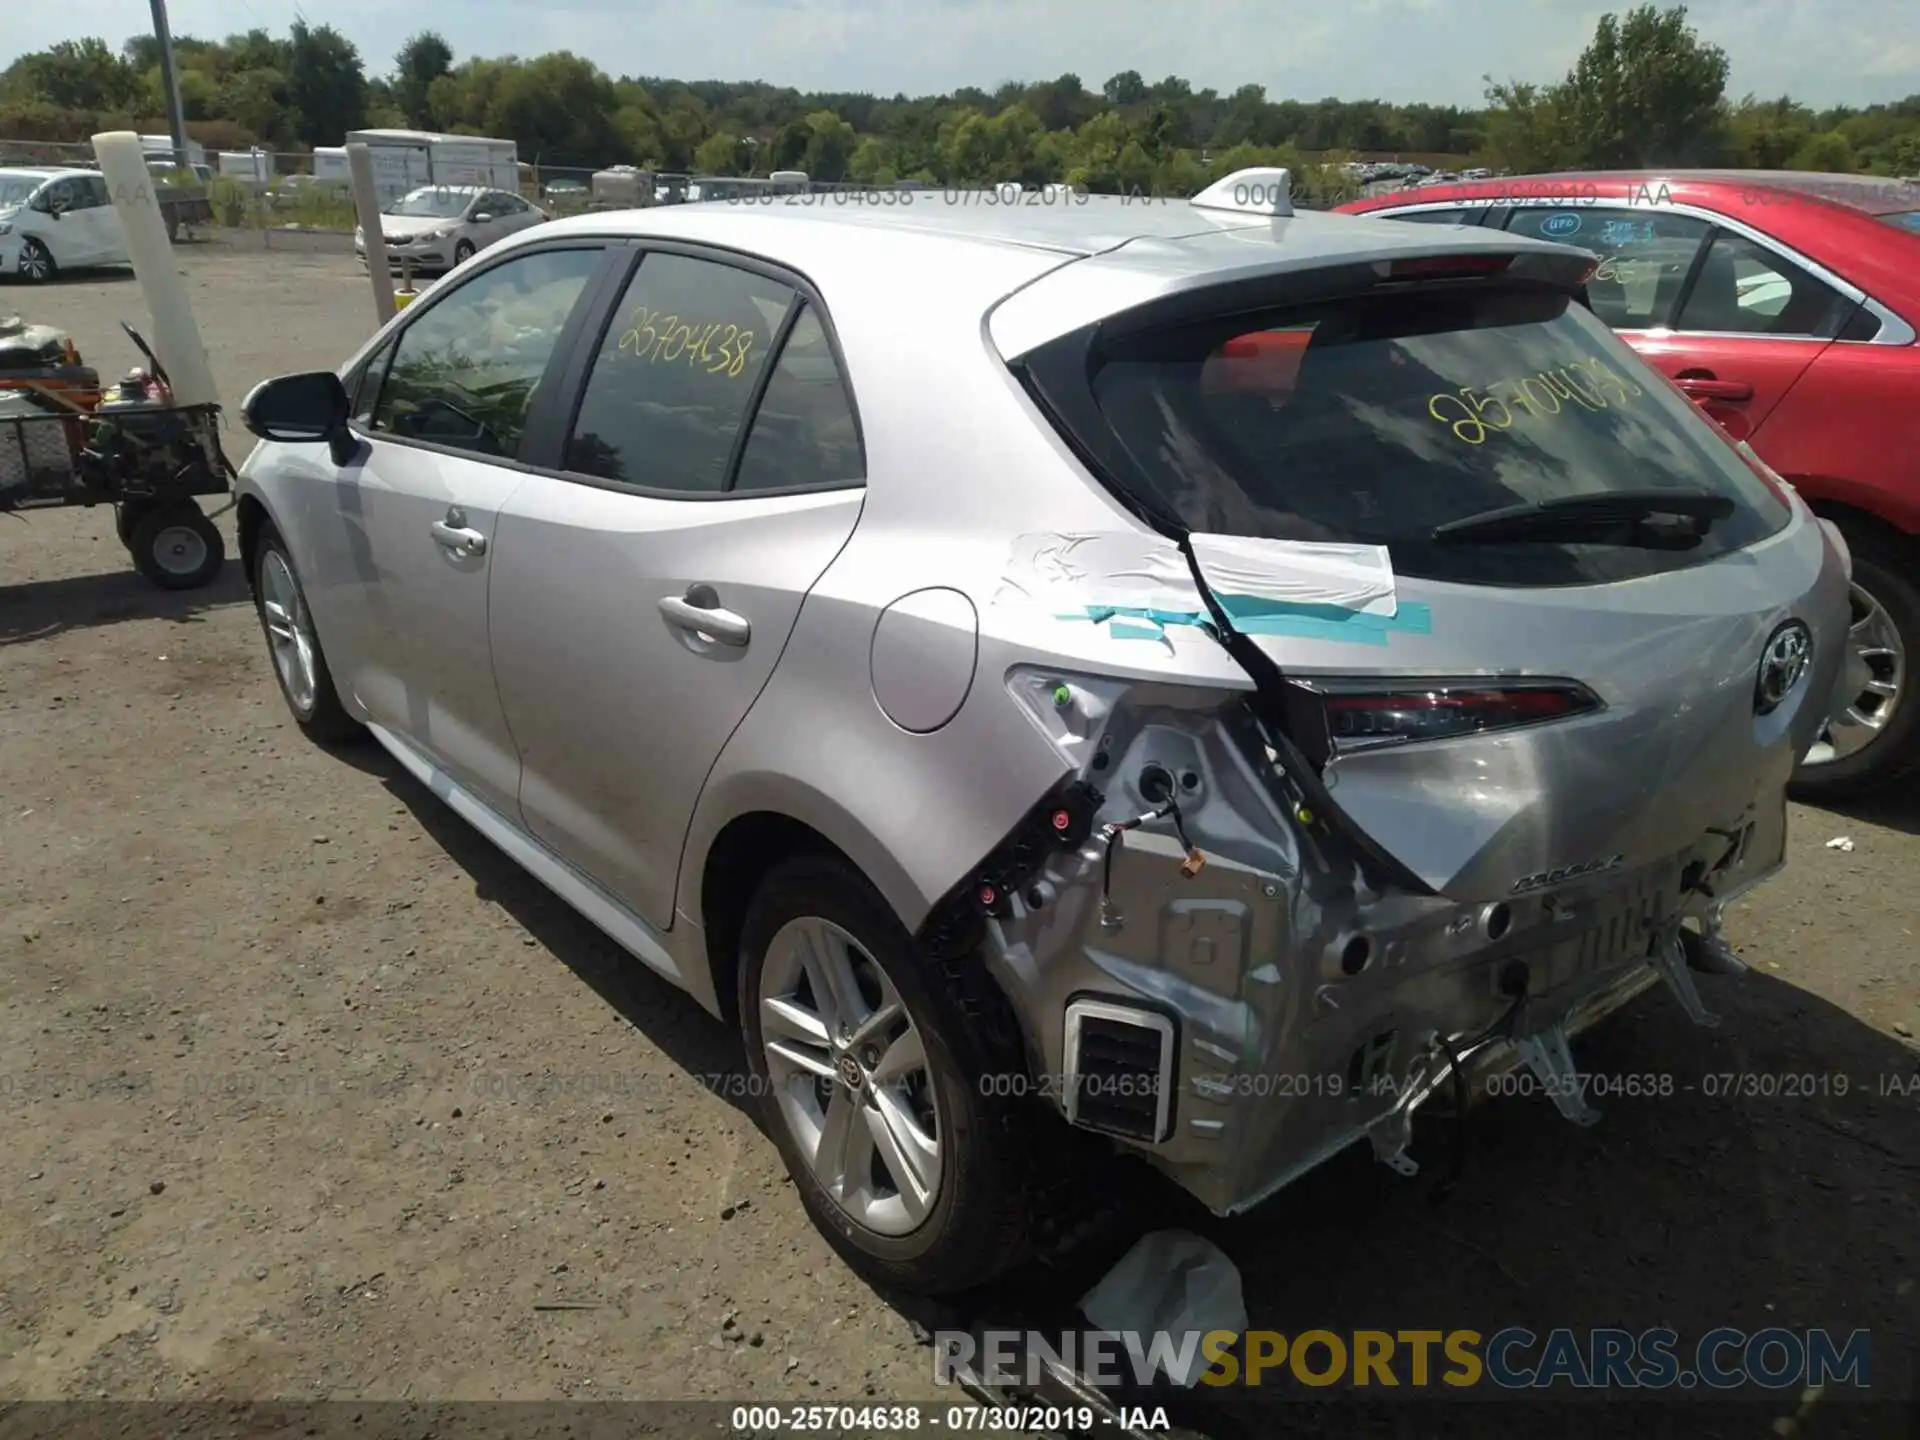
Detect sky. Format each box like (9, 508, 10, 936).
(9, 0, 1919, 110)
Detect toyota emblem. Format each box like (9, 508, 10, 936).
(1754, 620, 1813, 715)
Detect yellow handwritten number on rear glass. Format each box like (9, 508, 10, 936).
(1428, 358, 1643, 444)
(617, 306, 757, 378)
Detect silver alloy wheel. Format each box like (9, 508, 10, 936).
(150, 523, 210, 578)
(757, 916, 942, 1236)
(1803, 580, 1906, 766)
(260, 549, 319, 714)
(18, 239, 52, 282)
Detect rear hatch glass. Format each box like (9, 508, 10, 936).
(1087, 285, 1790, 587)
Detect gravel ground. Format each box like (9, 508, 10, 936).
(1, 247, 1916, 1433)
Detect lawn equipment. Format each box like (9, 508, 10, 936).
(1, 314, 233, 589)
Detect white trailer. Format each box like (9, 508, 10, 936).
(217, 149, 272, 184)
(139, 133, 208, 169)
(344, 129, 520, 206)
(310, 148, 351, 185)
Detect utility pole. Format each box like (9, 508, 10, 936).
(148, 0, 191, 170)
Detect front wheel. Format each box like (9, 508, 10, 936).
(129, 501, 224, 590)
(17, 237, 55, 283)
(1791, 537, 1919, 801)
(738, 855, 1036, 1295)
(252, 526, 362, 744)
(452, 239, 475, 265)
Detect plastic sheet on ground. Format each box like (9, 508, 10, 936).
(1078, 1230, 1247, 1387)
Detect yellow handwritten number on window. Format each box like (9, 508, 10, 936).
(1427, 358, 1643, 444)
(618, 306, 757, 379)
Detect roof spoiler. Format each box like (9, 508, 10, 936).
(1192, 167, 1294, 218)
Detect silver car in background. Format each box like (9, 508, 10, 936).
(236, 170, 1850, 1295)
(353, 183, 548, 273)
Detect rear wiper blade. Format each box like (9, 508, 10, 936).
(1432, 488, 1736, 546)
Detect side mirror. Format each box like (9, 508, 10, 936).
(243, 371, 355, 464)
(470, 212, 494, 224)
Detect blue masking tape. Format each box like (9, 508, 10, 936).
(1231, 600, 1434, 646)
(1057, 599, 1432, 646)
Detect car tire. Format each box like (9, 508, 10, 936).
(453, 240, 475, 265)
(129, 501, 225, 590)
(1790, 531, 1920, 802)
(738, 854, 1035, 1295)
(251, 524, 363, 745)
(17, 237, 56, 283)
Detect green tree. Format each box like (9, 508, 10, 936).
(1481, 79, 1574, 172)
(286, 21, 367, 145)
(1554, 4, 1729, 166)
(15, 38, 141, 111)
(1102, 70, 1148, 108)
(847, 135, 898, 183)
(799, 109, 857, 180)
(393, 31, 453, 130)
(695, 129, 746, 173)
(1789, 130, 1855, 171)
(489, 53, 621, 166)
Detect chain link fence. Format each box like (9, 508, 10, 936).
(1, 135, 1398, 251)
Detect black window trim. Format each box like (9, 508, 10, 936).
(343, 236, 623, 473)
(523, 235, 869, 503)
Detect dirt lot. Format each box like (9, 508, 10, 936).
(2, 246, 1917, 1434)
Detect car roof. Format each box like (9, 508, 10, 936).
(1348, 169, 1920, 217)
(0, 166, 86, 180)
(540, 191, 1565, 261)
(1339, 168, 1920, 309)
(524, 194, 1582, 359)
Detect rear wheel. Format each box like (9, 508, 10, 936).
(1791, 535, 1920, 801)
(17, 237, 55, 283)
(738, 855, 1035, 1295)
(129, 501, 224, 590)
(253, 526, 362, 744)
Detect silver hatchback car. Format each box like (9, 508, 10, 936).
(236, 170, 1851, 1295)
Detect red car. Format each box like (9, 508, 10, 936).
(1338, 170, 1920, 799)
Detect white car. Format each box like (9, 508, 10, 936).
(354, 185, 548, 274)
(0, 167, 129, 283)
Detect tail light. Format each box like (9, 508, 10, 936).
(1290, 678, 1603, 756)
(1380, 253, 1515, 281)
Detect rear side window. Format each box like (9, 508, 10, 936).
(732, 305, 863, 491)
(1082, 286, 1791, 587)
(564, 252, 791, 491)
(1673, 231, 1852, 338)
(1503, 207, 1710, 329)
